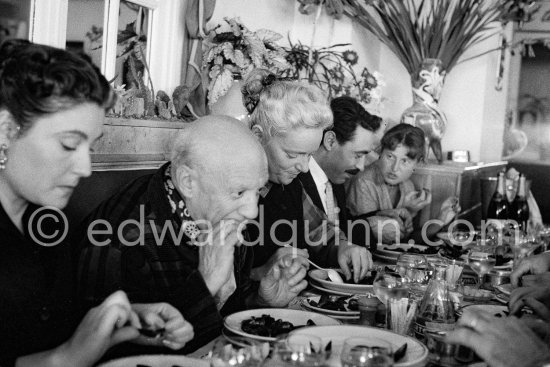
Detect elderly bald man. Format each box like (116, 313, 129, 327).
(75, 115, 308, 353)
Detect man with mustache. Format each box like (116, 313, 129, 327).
(250, 95, 385, 283)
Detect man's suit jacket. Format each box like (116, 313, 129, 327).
(297, 171, 349, 233)
(299, 172, 371, 249)
(250, 172, 367, 268)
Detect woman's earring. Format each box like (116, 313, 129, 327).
(0, 144, 7, 170)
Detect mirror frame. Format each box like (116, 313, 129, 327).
(102, 0, 158, 81)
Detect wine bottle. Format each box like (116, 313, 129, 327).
(511, 174, 529, 233)
(486, 172, 509, 221)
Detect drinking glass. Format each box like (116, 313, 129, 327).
(264, 334, 326, 367)
(510, 233, 540, 270)
(209, 337, 267, 367)
(373, 269, 409, 329)
(340, 337, 394, 367)
(467, 247, 496, 289)
(396, 253, 429, 300)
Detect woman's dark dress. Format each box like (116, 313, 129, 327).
(0, 203, 77, 366)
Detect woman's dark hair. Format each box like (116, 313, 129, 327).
(381, 123, 426, 161)
(329, 96, 382, 144)
(0, 39, 114, 132)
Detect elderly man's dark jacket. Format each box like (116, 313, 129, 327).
(74, 163, 255, 354)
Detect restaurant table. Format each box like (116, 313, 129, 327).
(186, 258, 502, 366)
(187, 286, 494, 366)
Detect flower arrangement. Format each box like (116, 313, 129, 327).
(284, 40, 384, 111)
(203, 17, 290, 106)
(344, 0, 504, 75)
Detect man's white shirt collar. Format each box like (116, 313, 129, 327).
(309, 157, 329, 213)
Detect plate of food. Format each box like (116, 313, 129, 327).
(436, 231, 476, 248)
(438, 246, 469, 262)
(301, 295, 360, 316)
(97, 355, 208, 367)
(308, 269, 376, 294)
(290, 325, 428, 367)
(461, 285, 494, 302)
(456, 304, 509, 318)
(376, 243, 440, 260)
(224, 308, 340, 342)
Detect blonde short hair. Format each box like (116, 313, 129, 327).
(242, 69, 333, 138)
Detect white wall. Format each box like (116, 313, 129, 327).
(210, 0, 510, 163)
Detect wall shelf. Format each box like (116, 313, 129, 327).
(92, 117, 188, 171)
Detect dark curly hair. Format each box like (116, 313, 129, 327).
(329, 96, 383, 145)
(0, 39, 114, 132)
(381, 123, 426, 161)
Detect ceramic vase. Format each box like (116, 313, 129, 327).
(209, 79, 249, 124)
(401, 58, 448, 163)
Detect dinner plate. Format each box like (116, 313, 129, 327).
(308, 269, 374, 294)
(224, 308, 341, 342)
(310, 281, 353, 296)
(376, 243, 439, 259)
(97, 355, 208, 367)
(290, 325, 428, 367)
(373, 251, 399, 264)
(456, 304, 508, 318)
(301, 295, 360, 316)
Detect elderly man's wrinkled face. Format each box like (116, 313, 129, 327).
(262, 127, 324, 185)
(192, 153, 268, 225)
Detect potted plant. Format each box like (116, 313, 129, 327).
(203, 17, 290, 108)
(284, 40, 384, 113)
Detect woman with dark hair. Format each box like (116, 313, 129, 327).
(347, 123, 458, 243)
(0, 40, 193, 366)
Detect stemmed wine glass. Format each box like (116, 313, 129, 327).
(510, 233, 540, 270)
(467, 247, 496, 289)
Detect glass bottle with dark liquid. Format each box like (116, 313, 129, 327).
(486, 172, 509, 223)
(511, 174, 529, 233)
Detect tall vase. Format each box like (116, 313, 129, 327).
(401, 58, 447, 163)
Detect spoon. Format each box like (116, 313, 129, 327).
(282, 244, 344, 283)
(307, 259, 344, 283)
